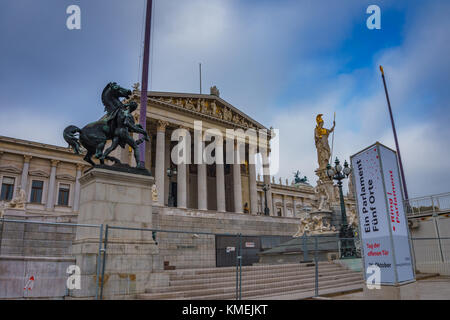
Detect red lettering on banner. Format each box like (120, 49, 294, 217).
(387, 170, 401, 232)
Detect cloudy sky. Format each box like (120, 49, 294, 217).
(1, 0, 449, 198)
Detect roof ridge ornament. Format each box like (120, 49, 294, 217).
(210, 85, 220, 97)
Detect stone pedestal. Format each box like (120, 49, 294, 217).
(71, 167, 161, 299)
(363, 281, 419, 300)
(315, 168, 337, 201)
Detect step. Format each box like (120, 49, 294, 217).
(166, 267, 352, 288)
(139, 272, 362, 300)
(167, 263, 341, 281)
(147, 269, 358, 294)
(191, 276, 363, 300)
(138, 276, 363, 300)
(165, 261, 336, 276)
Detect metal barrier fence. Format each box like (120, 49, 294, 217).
(1, 217, 448, 300)
(0, 217, 103, 299)
(410, 237, 450, 276)
(98, 226, 363, 300)
(98, 225, 239, 300)
(405, 192, 450, 217)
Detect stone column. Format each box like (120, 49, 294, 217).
(155, 120, 168, 206)
(177, 128, 188, 209)
(216, 140, 226, 212)
(233, 144, 243, 213)
(260, 192, 264, 215)
(261, 149, 273, 215)
(21, 155, 32, 191)
(283, 195, 287, 217)
(293, 197, 297, 217)
(196, 132, 207, 210)
(248, 145, 258, 215)
(73, 164, 83, 212)
(46, 159, 59, 210)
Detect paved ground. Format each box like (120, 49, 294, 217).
(327, 276, 450, 300)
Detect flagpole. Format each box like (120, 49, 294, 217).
(139, 0, 153, 168)
(380, 65, 409, 200)
(330, 111, 335, 163)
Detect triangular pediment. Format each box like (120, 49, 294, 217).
(134, 91, 268, 130)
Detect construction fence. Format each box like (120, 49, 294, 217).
(0, 217, 448, 300)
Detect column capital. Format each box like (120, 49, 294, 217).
(50, 159, 60, 167)
(177, 125, 190, 135)
(156, 120, 169, 132)
(24, 155, 32, 163)
(76, 163, 85, 171)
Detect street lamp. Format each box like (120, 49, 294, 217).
(167, 166, 177, 207)
(326, 157, 356, 258)
(262, 184, 270, 216)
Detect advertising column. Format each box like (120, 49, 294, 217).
(350, 142, 414, 285)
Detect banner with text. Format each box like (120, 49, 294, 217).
(351, 142, 414, 285)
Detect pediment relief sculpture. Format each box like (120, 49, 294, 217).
(150, 96, 258, 129)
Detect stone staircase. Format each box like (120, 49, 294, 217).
(137, 261, 363, 300)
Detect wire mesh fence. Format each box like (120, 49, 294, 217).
(1, 216, 449, 300)
(235, 235, 363, 300)
(98, 225, 238, 300)
(410, 237, 450, 276)
(0, 217, 103, 299)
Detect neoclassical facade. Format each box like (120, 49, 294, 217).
(0, 86, 354, 218)
(0, 136, 86, 215)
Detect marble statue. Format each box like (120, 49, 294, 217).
(152, 184, 158, 202)
(314, 180, 331, 211)
(293, 214, 336, 237)
(0, 187, 27, 218)
(347, 206, 359, 229)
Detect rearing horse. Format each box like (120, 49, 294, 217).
(63, 82, 146, 167)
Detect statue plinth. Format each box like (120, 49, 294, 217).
(87, 163, 152, 177)
(72, 167, 161, 299)
(315, 167, 338, 204)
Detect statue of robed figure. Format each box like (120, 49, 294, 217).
(314, 114, 335, 170)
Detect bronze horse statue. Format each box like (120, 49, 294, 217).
(63, 82, 149, 168)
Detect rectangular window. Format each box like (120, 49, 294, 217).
(30, 180, 44, 203)
(0, 176, 15, 201)
(57, 184, 70, 206)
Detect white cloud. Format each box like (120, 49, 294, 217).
(269, 1, 450, 198)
